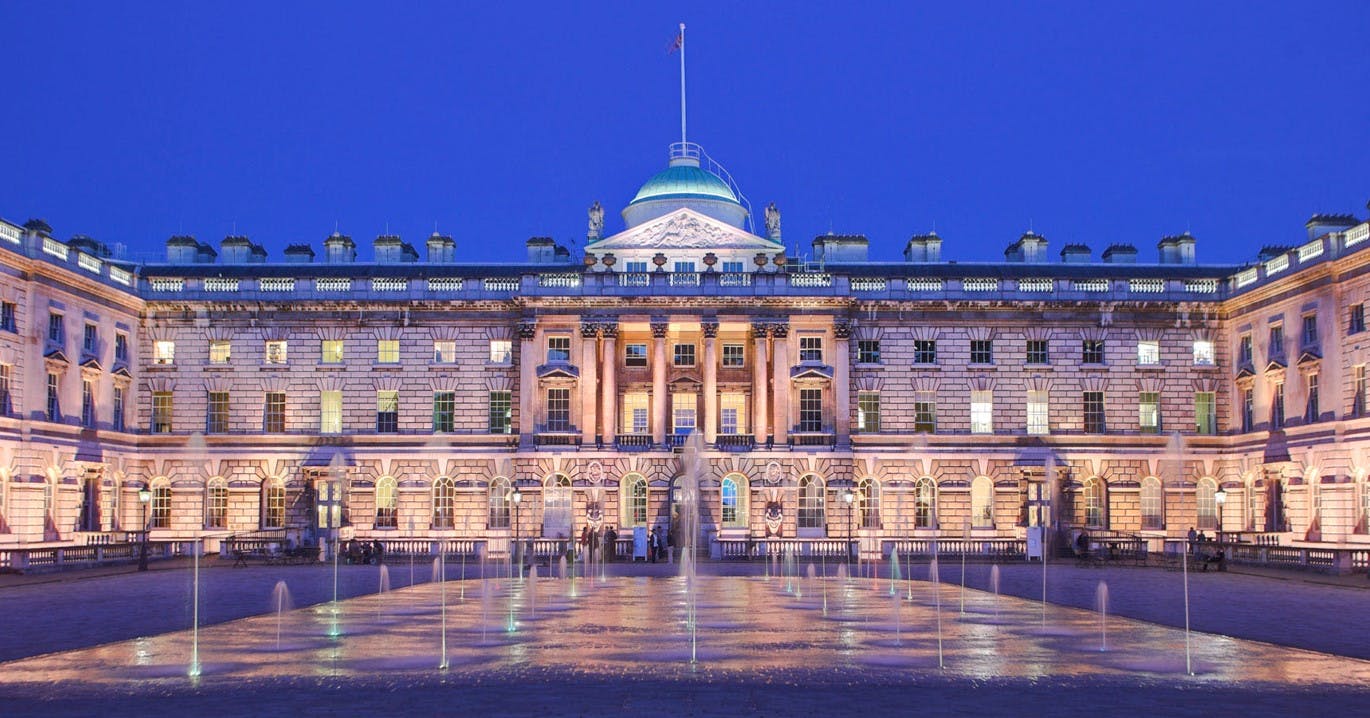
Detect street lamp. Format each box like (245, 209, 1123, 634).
(510, 488, 523, 578)
(842, 488, 855, 566)
(1214, 487, 1227, 540)
(137, 487, 151, 571)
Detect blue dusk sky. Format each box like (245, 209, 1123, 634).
(2, 2, 1367, 266)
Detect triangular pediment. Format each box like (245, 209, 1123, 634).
(537, 363, 580, 380)
(588, 208, 783, 252)
(791, 364, 835, 381)
(1264, 359, 1286, 373)
(1297, 350, 1322, 365)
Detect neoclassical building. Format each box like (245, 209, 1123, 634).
(2, 141, 1369, 561)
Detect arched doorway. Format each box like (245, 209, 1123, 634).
(543, 474, 572, 539)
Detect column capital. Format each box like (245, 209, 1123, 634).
(600, 321, 619, 339)
(651, 318, 669, 339)
(769, 321, 790, 339)
(580, 321, 600, 338)
(517, 319, 537, 339)
(833, 319, 852, 340)
(701, 318, 719, 339)
(751, 320, 771, 339)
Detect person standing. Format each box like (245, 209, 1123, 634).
(606, 525, 618, 562)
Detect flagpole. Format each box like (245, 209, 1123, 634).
(679, 22, 687, 145)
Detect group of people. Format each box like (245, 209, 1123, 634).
(343, 538, 385, 565)
(1186, 527, 1225, 571)
(577, 524, 674, 563)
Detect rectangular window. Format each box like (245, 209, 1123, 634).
(153, 340, 175, 365)
(672, 392, 696, 435)
(1268, 325, 1284, 360)
(1139, 391, 1160, 433)
(1351, 304, 1366, 335)
(1238, 334, 1253, 365)
(625, 343, 648, 367)
(376, 390, 399, 433)
(209, 340, 231, 365)
(970, 339, 994, 365)
(112, 386, 124, 431)
(488, 339, 512, 364)
(1242, 387, 1254, 432)
(1196, 391, 1217, 434)
(1137, 340, 1160, 366)
(625, 261, 648, 273)
(913, 339, 937, 364)
(546, 388, 571, 431)
(971, 390, 993, 434)
(151, 391, 173, 433)
(265, 340, 288, 365)
(856, 391, 881, 432)
(264, 392, 286, 433)
(206, 485, 228, 529)
(721, 343, 745, 367)
(1083, 391, 1106, 433)
(799, 388, 824, 432)
(83, 324, 97, 354)
(81, 379, 95, 428)
(623, 393, 649, 434)
(433, 340, 457, 364)
(1271, 381, 1285, 429)
(1357, 366, 1368, 417)
(546, 336, 571, 363)
(1302, 314, 1318, 347)
(1082, 339, 1105, 364)
(913, 392, 937, 433)
(673, 343, 696, 367)
(1305, 374, 1319, 423)
(488, 390, 512, 434)
(320, 390, 342, 434)
(48, 312, 63, 343)
(433, 391, 456, 432)
(114, 333, 128, 362)
(799, 336, 823, 363)
(0, 302, 14, 332)
(207, 391, 229, 434)
(721, 260, 745, 273)
(719, 392, 746, 434)
(320, 339, 343, 364)
(1027, 390, 1049, 435)
(46, 372, 60, 422)
(1026, 339, 1049, 365)
(856, 340, 881, 364)
(0, 364, 10, 416)
(1193, 340, 1214, 366)
(376, 339, 400, 364)
(674, 261, 696, 274)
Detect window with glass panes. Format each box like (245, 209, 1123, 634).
(856, 340, 881, 364)
(1195, 392, 1217, 434)
(320, 390, 342, 433)
(1139, 392, 1160, 432)
(46, 372, 60, 421)
(488, 390, 512, 433)
(721, 476, 741, 526)
(1305, 374, 1319, 422)
(856, 392, 880, 432)
(797, 476, 825, 529)
(1196, 479, 1217, 530)
(150, 485, 171, 529)
(1083, 391, 1106, 433)
(488, 339, 512, 364)
(0, 364, 11, 416)
(672, 393, 696, 434)
(112, 386, 124, 430)
(487, 478, 510, 529)
(622, 393, 649, 433)
(799, 388, 823, 432)
(970, 339, 993, 364)
(1270, 381, 1285, 428)
(721, 261, 745, 273)
(625, 343, 647, 367)
(627, 478, 648, 525)
(151, 391, 173, 433)
(263, 481, 285, 528)
(1268, 325, 1284, 359)
(546, 336, 571, 363)
(722, 343, 745, 367)
(433, 340, 457, 363)
(1026, 339, 1049, 364)
(546, 388, 570, 431)
(913, 339, 937, 364)
(114, 333, 128, 362)
(0, 302, 14, 332)
(970, 390, 993, 434)
(265, 340, 288, 364)
(1351, 304, 1366, 334)
(433, 391, 456, 432)
(1193, 340, 1214, 366)
(1027, 390, 1049, 435)
(1141, 477, 1164, 529)
(719, 393, 745, 434)
(625, 261, 648, 273)
(376, 339, 400, 363)
(206, 481, 228, 529)
(799, 336, 822, 362)
(913, 392, 937, 433)
(209, 340, 231, 365)
(859, 478, 881, 528)
(1137, 340, 1160, 366)
(207, 391, 229, 434)
(1357, 366, 1368, 417)
(1082, 339, 1105, 364)
(373, 476, 397, 528)
(264, 391, 286, 433)
(154, 340, 175, 365)
(320, 339, 343, 364)
(375, 390, 399, 433)
(1242, 387, 1254, 431)
(48, 312, 63, 343)
(1238, 334, 1253, 365)
(673, 343, 696, 367)
(81, 379, 95, 427)
(1302, 314, 1318, 347)
(83, 324, 97, 354)
(674, 261, 696, 274)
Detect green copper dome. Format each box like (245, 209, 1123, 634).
(629, 163, 739, 206)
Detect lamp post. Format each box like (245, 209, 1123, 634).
(1214, 487, 1227, 541)
(511, 488, 523, 578)
(842, 488, 855, 567)
(137, 487, 151, 571)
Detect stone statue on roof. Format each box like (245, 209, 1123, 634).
(587, 201, 605, 240)
(764, 202, 781, 241)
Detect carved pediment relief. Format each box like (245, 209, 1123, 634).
(588, 208, 782, 252)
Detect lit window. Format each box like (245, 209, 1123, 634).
(722, 343, 746, 367)
(487, 477, 510, 529)
(672, 392, 696, 435)
(320, 340, 343, 364)
(721, 476, 744, 527)
(913, 339, 937, 364)
(970, 390, 993, 434)
(489, 339, 512, 364)
(263, 480, 285, 529)
(433, 340, 457, 364)
(971, 476, 994, 528)
(376, 339, 400, 364)
(150, 483, 172, 529)
(856, 340, 880, 364)
(1192, 340, 1214, 366)
(625, 343, 648, 367)
(153, 340, 176, 365)
(1028, 391, 1049, 435)
(1195, 391, 1217, 434)
(151, 391, 173, 433)
(320, 390, 342, 434)
(209, 340, 231, 365)
(1137, 340, 1160, 366)
(622, 393, 649, 434)
(1082, 339, 1105, 364)
(375, 476, 398, 529)
(488, 390, 512, 434)
(627, 476, 648, 526)
(376, 390, 399, 433)
(914, 477, 936, 528)
(206, 479, 228, 529)
(719, 393, 746, 435)
(1083, 477, 1106, 528)
(1139, 392, 1159, 433)
(264, 340, 288, 365)
(797, 475, 825, 529)
(856, 392, 880, 432)
(1196, 478, 1217, 530)
(913, 392, 936, 433)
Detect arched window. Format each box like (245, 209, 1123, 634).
(42, 473, 55, 525)
(1141, 477, 1164, 530)
(1195, 477, 1217, 530)
(1360, 477, 1370, 534)
(1082, 477, 1106, 528)
(914, 477, 937, 528)
(543, 473, 573, 538)
(374, 476, 397, 529)
(721, 474, 747, 528)
(970, 476, 994, 528)
(150, 479, 172, 529)
(432, 477, 456, 529)
(0, 468, 8, 529)
(858, 478, 880, 528)
(109, 475, 122, 531)
(262, 478, 285, 529)
(1246, 477, 1258, 531)
(625, 475, 648, 527)
(488, 477, 511, 529)
(798, 475, 825, 529)
(205, 477, 228, 529)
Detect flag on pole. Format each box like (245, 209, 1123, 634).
(667, 31, 683, 54)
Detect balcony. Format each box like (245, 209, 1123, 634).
(715, 434, 755, 451)
(534, 427, 581, 448)
(789, 431, 836, 449)
(614, 434, 653, 451)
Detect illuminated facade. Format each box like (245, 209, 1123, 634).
(1, 144, 1368, 561)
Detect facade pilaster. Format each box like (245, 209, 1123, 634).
(600, 321, 618, 445)
(580, 320, 599, 446)
(701, 317, 719, 444)
(751, 321, 770, 445)
(771, 321, 790, 445)
(833, 319, 852, 447)
(651, 317, 669, 447)
(517, 318, 537, 448)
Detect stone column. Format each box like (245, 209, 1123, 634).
(600, 322, 618, 446)
(751, 321, 770, 446)
(517, 319, 538, 448)
(771, 321, 791, 446)
(833, 319, 852, 447)
(652, 318, 669, 448)
(701, 317, 719, 444)
(580, 321, 599, 447)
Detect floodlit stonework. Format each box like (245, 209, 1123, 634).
(2, 144, 1369, 565)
